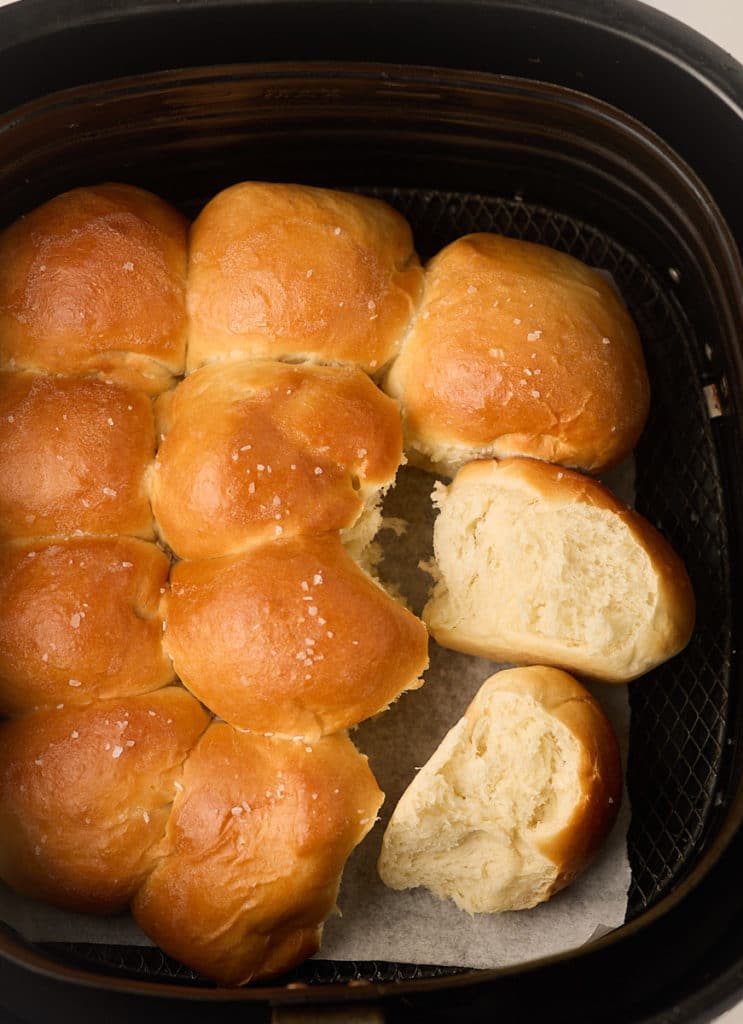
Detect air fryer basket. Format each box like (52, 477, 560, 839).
(1, 2, 743, 1022)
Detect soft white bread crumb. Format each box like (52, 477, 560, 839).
(424, 458, 695, 683)
(377, 666, 622, 912)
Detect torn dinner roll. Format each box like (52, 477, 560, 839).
(0, 183, 188, 393)
(163, 534, 429, 739)
(0, 688, 210, 914)
(186, 181, 423, 374)
(424, 458, 695, 682)
(378, 666, 621, 913)
(384, 233, 650, 475)
(132, 724, 383, 986)
(0, 371, 155, 542)
(149, 359, 403, 560)
(0, 537, 173, 714)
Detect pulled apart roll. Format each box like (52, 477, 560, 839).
(164, 534, 429, 739)
(0, 538, 172, 713)
(0, 688, 210, 914)
(0, 372, 155, 542)
(0, 184, 188, 394)
(425, 458, 695, 682)
(149, 359, 403, 560)
(384, 233, 650, 475)
(378, 666, 621, 913)
(187, 182, 423, 374)
(132, 724, 383, 986)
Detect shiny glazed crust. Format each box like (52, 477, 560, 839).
(187, 181, 423, 374)
(0, 688, 210, 914)
(163, 534, 429, 739)
(385, 233, 650, 474)
(132, 724, 383, 986)
(149, 359, 403, 559)
(0, 183, 188, 394)
(0, 537, 173, 713)
(0, 371, 155, 542)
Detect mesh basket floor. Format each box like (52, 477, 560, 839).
(40, 187, 731, 987)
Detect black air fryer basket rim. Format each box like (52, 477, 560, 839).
(0, 2, 742, 1023)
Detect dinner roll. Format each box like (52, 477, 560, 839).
(149, 359, 403, 560)
(0, 183, 188, 393)
(132, 724, 383, 986)
(187, 182, 423, 374)
(0, 372, 155, 542)
(0, 688, 210, 914)
(424, 458, 695, 682)
(0, 537, 172, 713)
(164, 534, 429, 739)
(384, 233, 650, 474)
(378, 666, 621, 912)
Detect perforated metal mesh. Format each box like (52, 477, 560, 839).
(40, 188, 730, 985)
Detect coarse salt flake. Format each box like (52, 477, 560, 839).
(68, 678, 82, 687)
(112, 745, 123, 759)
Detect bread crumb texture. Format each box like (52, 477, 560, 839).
(378, 667, 621, 912)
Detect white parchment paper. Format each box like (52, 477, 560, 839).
(0, 461, 633, 968)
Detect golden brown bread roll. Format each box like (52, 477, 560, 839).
(0, 537, 173, 713)
(0, 688, 210, 914)
(0, 371, 155, 542)
(149, 359, 403, 560)
(132, 723, 383, 986)
(163, 534, 429, 739)
(425, 457, 695, 682)
(384, 233, 650, 474)
(378, 666, 621, 912)
(0, 184, 188, 394)
(187, 182, 423, 374)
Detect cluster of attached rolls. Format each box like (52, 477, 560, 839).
(0, 179, 695, 981)
(0, 182, 427, 985)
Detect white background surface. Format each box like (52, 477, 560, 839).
(0, 0, 740, 1017)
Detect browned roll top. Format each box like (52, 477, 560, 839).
(0, 183, 188, 394)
